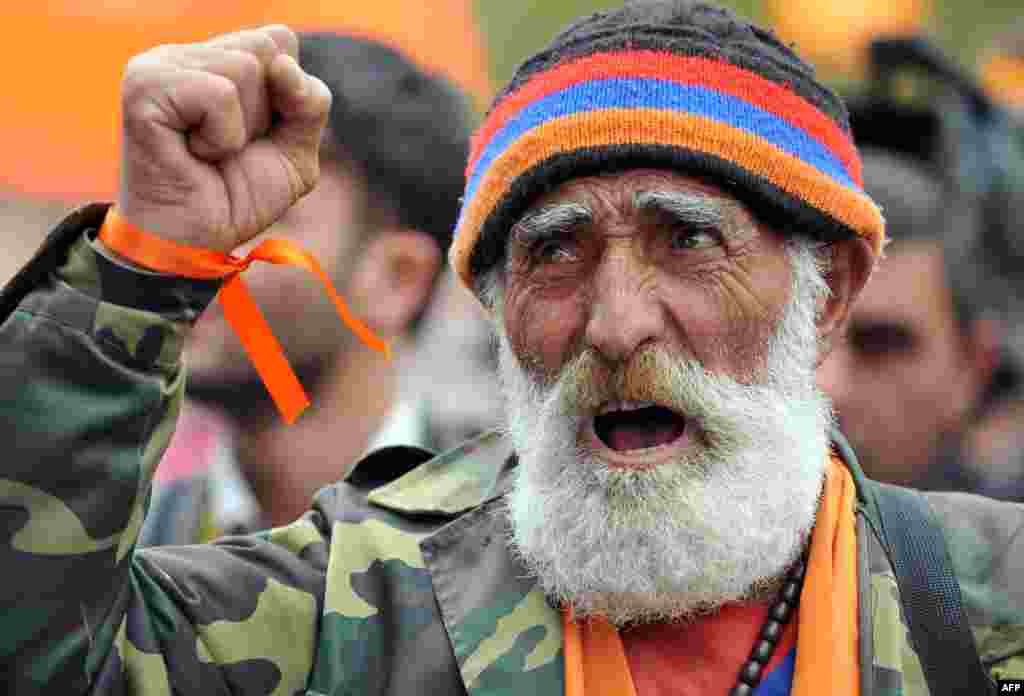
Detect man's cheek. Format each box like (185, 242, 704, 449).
(506, 298, 580, 377)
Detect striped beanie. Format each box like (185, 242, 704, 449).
(449, 0, 885, 295)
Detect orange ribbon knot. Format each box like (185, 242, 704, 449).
(98, 207, 391, 424)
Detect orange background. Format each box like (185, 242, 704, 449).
(1, 2, 492, 202)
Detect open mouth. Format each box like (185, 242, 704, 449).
(593, 400, 688, 452)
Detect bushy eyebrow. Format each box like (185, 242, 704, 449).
(633, 191, 724, 228)
(510, 203, 593, 246)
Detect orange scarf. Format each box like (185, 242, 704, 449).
(563, 455, 859, 696)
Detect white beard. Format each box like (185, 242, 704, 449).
(498, 244, 834, 626)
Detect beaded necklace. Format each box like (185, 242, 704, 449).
(727, 556, 807, 696)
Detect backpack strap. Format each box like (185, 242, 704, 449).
(832, 432, 996, 695)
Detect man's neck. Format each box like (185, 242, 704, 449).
(621, 600, 797, 696)
(235, 339, 403, 528)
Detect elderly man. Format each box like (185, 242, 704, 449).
(1, 3, 1022, 695)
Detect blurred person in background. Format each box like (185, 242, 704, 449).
(963, 20, 1024, 499)
(401, 270, 504, 453)
(140, 32, 476, 544)
(819, 37, 1024, 496)
(0, 198, 67, 285)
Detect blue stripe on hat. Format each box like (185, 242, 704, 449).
(463, 78, 859, 208)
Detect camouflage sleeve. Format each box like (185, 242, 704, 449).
(1, 206, 329, 695)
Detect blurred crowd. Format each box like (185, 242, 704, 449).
(3, 0, 1024, 543)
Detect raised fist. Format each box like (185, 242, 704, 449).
(117, 26, 331, 253)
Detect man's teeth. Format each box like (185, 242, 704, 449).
(596, 400, 658, 416)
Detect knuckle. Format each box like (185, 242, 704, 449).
(199, 31, 233, 50)
(228, 49, 264, 79)
(263, 23, 293, 36)
(121, 44, 194, 97)
(121, 75, 165, 124)
(254, 31, 279, 54)
(139, 43, 187, 65)
(122, 54, 148, 77)
(266, 25, 298, 53)
(207, 75, 241, 108)
(122, 54, 161, 90)
(121, 98, 161, 131)
(238, 30, 278, 62)
(254, 29, 280, 51)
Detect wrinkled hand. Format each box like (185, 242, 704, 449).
(117, 26, 331, 253)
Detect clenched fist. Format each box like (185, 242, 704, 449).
(117, 26, 331, 253)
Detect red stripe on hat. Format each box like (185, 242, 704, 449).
(468, 51, 861, 187)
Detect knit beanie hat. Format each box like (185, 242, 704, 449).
(449, 0, 885, 295)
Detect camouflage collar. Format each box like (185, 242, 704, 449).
(367, 429, 518, 516)
(420, 494, 565, 695)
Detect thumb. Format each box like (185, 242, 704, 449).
(267, 53, 333, 202)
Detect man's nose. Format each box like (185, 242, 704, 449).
(584, 251, 665, 363)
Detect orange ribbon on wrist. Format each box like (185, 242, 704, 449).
(98, 207, 391, 424)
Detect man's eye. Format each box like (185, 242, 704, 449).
(670, 228, 718, 251)
(533, 239, 578, 263)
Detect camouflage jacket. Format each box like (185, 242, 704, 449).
(139, 398, 442, 547)
(2, 204, 1023, 696)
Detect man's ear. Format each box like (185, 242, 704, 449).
(348, 227, 441, 338)
(816, 236, 875, 366)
